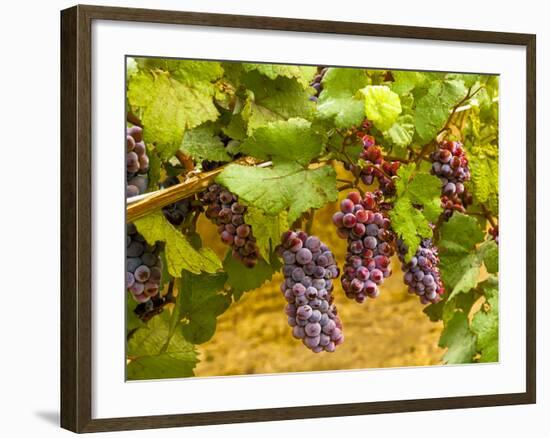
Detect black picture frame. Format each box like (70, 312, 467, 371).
(61, 4, 536, 432)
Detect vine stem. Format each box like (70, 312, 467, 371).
(338, 183, 354, 192)
(480, 203, 497, 228)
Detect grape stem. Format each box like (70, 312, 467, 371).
(305, 210, 315, 235)
(175, 151, 195, 172)
(164, 279, 176, 303)
(363, 164, 393, 181)
(438, 86, 484, 137)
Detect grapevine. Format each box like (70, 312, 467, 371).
(123, 58, 500, 379)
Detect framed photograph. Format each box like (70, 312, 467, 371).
(60, 4, 536, 433)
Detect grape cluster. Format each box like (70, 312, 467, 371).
(430, 140, 472, 219)
(489, 225, 499, 245)
(126, 223, 163, 303)
(333, 191, 394, 303)
(126, 125, 149, 198)
(134, 295, 172, 322)
(309, 67, 327, 102)
(398, 238, 444, 305)
(279, 231, 343, 352)
(160, 176, 191, 226)
(200, 184, 260, 268)
(345, 133, 400, 196)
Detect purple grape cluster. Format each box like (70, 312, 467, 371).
(430, 140, 472, 219)
(126, 223, 163, 303)
(398, 238, 445, 305)
(333, 191, 394, 303)
(279, 231, 343, 352)
(160, 176, 191, 226)
(200, 184, 260, 268)
(126, 125, 149, 198)
(309, 67, 327, 102)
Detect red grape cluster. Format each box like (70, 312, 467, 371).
(126, 223, 163, 303)
(200, 184, 260, 268)
(279, 231, 343, 352)
(126, 125, 149, 197)
(398, 238, 445, 305)
(346, 134, 400, 196)
(333, 191, 395, 303)
(430, 140, 472, 219)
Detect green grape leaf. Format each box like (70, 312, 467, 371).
(447, 73, 481, 89)
(134, 211, 222, 276)
(439, 312, 476, 364)
(127, 63, 222, 160)
(223, 113, 248, 141)
(242, 72, 315, 134)
(178, 271, 231, 344)
(480, 240, 499, 274)
(468, 144, 499, 213)
(384, 114, 415, 149)
(439, 213, 485, 253)
(146, 147, 162, 192)
(389, 165, 442, 260)
(471, 277, 499, 362)
(423, 299, 446, 322)
(317, 68, 369, 128)
(126, 292, 146, 332)
(242, 63, 316, 89)
(126, 311, 199, 380)
(391, 71, 433, 95)
(360, 85, 402, 131)
(239, 118, 323, 166)
(414, 79, 467, 142)
(223, 251, 278, 300)
(216, 162, 337, 224)
(438, 213, 489, 299)
(135, 58, 224, 83)
(424, 287, 478, 323)
(180, 123, 230, 162)
(245, 207, 289, 261)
